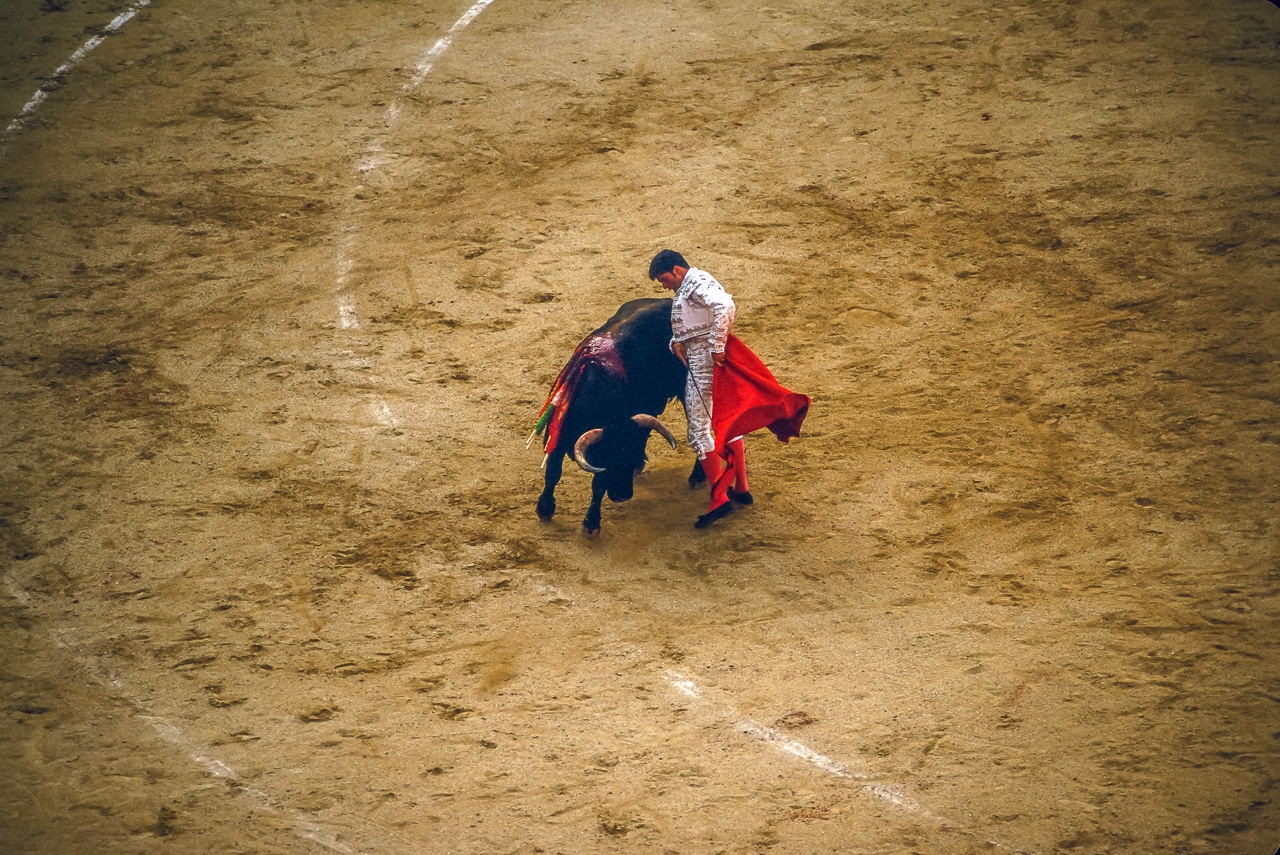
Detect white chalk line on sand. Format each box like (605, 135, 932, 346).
(140, 703, 360, 854)
(5, 573, 387, 854)
(736, 718, 871, 782)
(2, 0, 151, 147)
(2, 4, 484, 851)
(139, 703, 360, 854)
(666, 671, 1033, 854)
(406, 0, 498, 88)
(332, 0, 498, 432)
(372, 397, 398, 427)
(333, 0, 496, 339)
(667, 672, 919, 805)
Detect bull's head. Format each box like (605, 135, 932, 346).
(572, 415, 678, 502)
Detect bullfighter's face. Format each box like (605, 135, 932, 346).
(653, 265, 688, 291)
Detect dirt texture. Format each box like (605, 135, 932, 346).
(2, 1, 1278, 853)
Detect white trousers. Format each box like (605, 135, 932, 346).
(684, 340, 716, 458)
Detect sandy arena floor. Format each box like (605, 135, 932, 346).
(1, 1, 1278, 853)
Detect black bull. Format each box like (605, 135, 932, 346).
(533, 298, 704, 536)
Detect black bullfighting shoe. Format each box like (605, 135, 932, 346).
(727, 488, 754, 505)
(695, 502, 735, 529)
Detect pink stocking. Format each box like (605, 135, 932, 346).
(701, 454, 731, 511)
(727, 437, 748, 493)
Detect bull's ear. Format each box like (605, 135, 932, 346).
(632, 414, 676, 450)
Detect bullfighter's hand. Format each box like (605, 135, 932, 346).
(673, 341, 688, 364)
(713, 350, 726, 366)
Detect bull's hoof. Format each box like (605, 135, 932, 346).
(688, 467, 707, 489)
(727, 488, 754, 506)
(581, 525, 600, 540)
(695, 502, 735, 529)
(536, 497, 556, 520)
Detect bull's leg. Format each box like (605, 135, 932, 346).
(688, 458, 707, 488)
(681, 395, 707, 489)
(537, 451, 565, 520)
(582, 474, 607, 538)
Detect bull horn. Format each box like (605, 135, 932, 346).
(632, 414, 677, 450)
(573, 429, 606, 473)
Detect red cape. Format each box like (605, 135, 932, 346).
(711, 335, 810, 453)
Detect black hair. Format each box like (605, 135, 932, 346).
(648, 249, 688, 280)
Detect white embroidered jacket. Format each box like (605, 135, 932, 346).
(670, 267, 735, 353)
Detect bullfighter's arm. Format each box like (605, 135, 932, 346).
(704, 287, 735, 355)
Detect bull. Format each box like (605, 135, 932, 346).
(531, 297, 701, 537)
